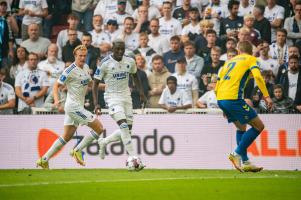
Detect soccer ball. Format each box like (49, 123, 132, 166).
(126, 156, 144, 171)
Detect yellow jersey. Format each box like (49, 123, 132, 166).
(215, 53, 269, 100)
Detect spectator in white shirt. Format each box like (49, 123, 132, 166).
(238, 0, 254, 17)
(269, 28, 289, 65)
(159, 75, 192, 113)
(173, 57, 199, 107)
(148, 18, 170, 55)
(258, 40, 280, 77)
(132, 0, 161, 21)
(89, 15, 111, 53)
(111, 0, 131, 28)
(38, 44, 65, 94)
(0, 68, 15, 114)
(114, 16, 139, 52)
(264, 0, 285, 42)
(18, 0, 48, 40)
(159, 1, 182, 39)
(181, 7, 201, 36)
(196, 74, 218, 108)
(15, 52, 49, 114)
(183, 41, 204, 78)
(56, 14, 83, 60)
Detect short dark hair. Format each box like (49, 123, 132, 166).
(205, 29, 217, 36)
(167, 76, 177, 85)
(183, 41, 195, 48)
(276, 28, 287, 36)
(170, 35, 181, 42)
(273, 84, 284, 91)
(152, 54, 163, 62)
(254, 5, 265, 15)
(82, 32, 92, 38)
(228, 0, 240, 10)
(289, 54, 299, 61)
(176, 57, 187, 64)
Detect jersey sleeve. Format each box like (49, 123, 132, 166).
(191, 76, 199, 91)
(7, 85, 16, 100)
(94, 63, 106, 80)
(277, 6, 285, 19)
(158, 89, 167, 105)
(249, 57, 269, 98)
(182, 91, 192, 106)
(41, 71, 50, 87)
(58, 68, 71, 85)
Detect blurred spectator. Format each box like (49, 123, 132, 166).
(197, 29, 218, 63)
(272, 84, 295, 113)
(148, 18, 170, 56)
(276, 55, 301, 112)
(18, 0, 48, 40)
(147, 55, 171, 108)
(72, 0, 98, 32)
(253, 5, 271, 44)
(133, 5, 150, 33)
(43, 0, 60, 38)
(105, 19, 119, 43)
(172, 58, 199, 107)
(132, 0, 161, 21)
(243, 14, 261, 46)
(133, 32, 156, 70)
(20, 23, 51, 59)
(220, 37, 237, 61)
(269, 28, 289, 65)
(114, 17, 139, 52)
(264, 0, 285, 42)
(203, 0, 228, 36)
(159, 1, 182, 39)
(224, 47, 238, 61)
(0, 8, 9, 69)
(219, 0, 243, 41)
(38, 44, 65, 94)
(199, 46, 224, 96)
(183, 41, 204, 78)
(193, 19, 214, 53)
(44, 84, 67, 113)
(111, 0, 131, 29)
(0, 0, 19, 39)
(258, 40, 280, 78)
(94, 0, 133, 21)
(181, 7, 200, 36)
(15, 52, 49, 114)
(89, 15, 111, 55)
(9, 46, 28, 83)
(135, 54, 151, 76)
(62, 29, 81, 65)
(0, 67, 15, 114)
(238, 0, 253, 17)
(158, 76, 192, 113)
(81, 32, 100, 74)
(196, 74, 218, 108)
(163, 35, 184, 73)
(129, 66, 150, 109)
(56, 14, 83, 60)
(284, 2, 301, 46)
(173, 0, 192, 27)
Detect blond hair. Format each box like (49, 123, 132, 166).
(73, 45, 87, 55)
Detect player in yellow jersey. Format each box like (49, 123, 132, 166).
(215, 41, 273, 172)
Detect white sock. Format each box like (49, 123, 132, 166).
(104, 129, 121, 145)
(74, 130, 99, 151)
(119, 122, 135, 156)
(42, 137, 66, 161)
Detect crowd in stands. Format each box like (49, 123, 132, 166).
(0, 0, 300, 114)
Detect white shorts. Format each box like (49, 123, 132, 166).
(64, 107, 96, 127)
(106, 98, 133, 123)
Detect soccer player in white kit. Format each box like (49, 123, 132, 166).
(36, 45, 104, 169)
(92, 39, 145, 171)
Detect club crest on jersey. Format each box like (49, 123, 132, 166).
(81, 79, 90, 86)
(113, 72, 128, 80)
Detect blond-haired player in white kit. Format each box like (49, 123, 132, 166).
(92, 39, 145, 171)
(36, 45, 104, 169)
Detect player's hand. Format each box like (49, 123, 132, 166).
(264, 96, 273, 111)
(94, 104, 101, 115)
(167, 106, 177, 113)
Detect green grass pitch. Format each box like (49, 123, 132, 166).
(0, 169, 300, 200)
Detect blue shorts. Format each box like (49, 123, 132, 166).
(217, 99, 257, 125)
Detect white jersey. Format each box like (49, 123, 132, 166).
(159, 17, 182, 39)
(238, 4, 254, 17)
(15, 68, 50, 112)
(148, 34, 170, 56)
(288, 71, 299, 101)
(258, 57, 280, 77)
(110, 12, 131, 28)
(198, 90, 218, 108)
(94, 55, 137, 100)
(94, 0, 133, 21)
(0, 82, 15, 114)
(159, 88, 191, 107)
(269, 43, 288, 64)
(264, 5, 285, 42)
(58, 63, 92, 111)
(172, 72, 199, 101)
(132, 5, 161, 21)
(113, 31, 139, 51)
(19, 0, 48, 25)
(89, 29, 111, 47)
(181, 23, 200, 35)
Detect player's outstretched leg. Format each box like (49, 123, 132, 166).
(98, 129, 121, 159)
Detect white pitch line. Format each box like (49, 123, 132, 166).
(0, 175, 298, 188)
